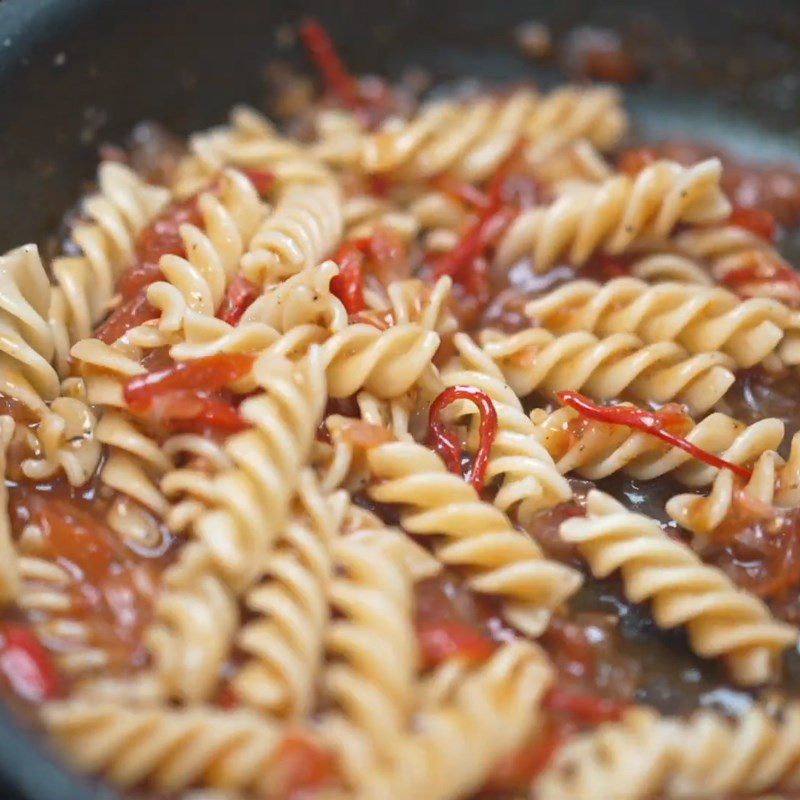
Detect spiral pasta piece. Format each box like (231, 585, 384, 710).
(49, 163, 170, 372)
(145, 168, 266, 327)
(240, 259, 347, 334)
(342, 193, 420, 242)
(525, 276, 800, 368)
(321, 322, 440, 399)
(145, 542, 238, 703)
(531, 405, 786, 487)
(666, 432, 800, 535)
(174, 106, 333, 194)
(360, 86, 626, 181)
(441, 333, 573, 521)
(231, 471, 345, 716)
(481, 327, 735, 415)
(241, 181, 344, 287)
(628, 253, 712, 285)
(559, 490, 797, 684)
(534, 704, 800, 800)
(21, 395, 101, 487)
(496, 159, 731, 271)
(187, 348, 327, 589)
(323, 535, 418, 770)
(0, 244, 59, 401)
(41, 701, 289, 793)
(367, 440, 582, 636)
(329, 640, 552, 800)
(0, 416, 18, 604)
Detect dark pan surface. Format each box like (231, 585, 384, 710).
(0, 0, 799, 797)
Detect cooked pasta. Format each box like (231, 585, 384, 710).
(480, 327, 735, 414)
(531, 405, 785, 485)
(559, 490, 797, 684)
(495, 158, 731, 271)
(367, 440, 583, 636)
(524, 276, 800, 368)
(2, 21, 800, 800)
(534, 703, 800, 800)
(358, 86, 626, 180)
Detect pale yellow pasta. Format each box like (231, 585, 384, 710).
(529, 139, 613, 186)
(0, 416, 19, 604)
(496, 159, 731, 271)
(480, 327, 735, 415)
(628, 253, 712, 285)
(49, 163, 170, 371)
(560, 490, 797, 684)
(524, 276, 800, 368)
(42, 701, 286, 793)
(144, 169, 267, 328)
(367, 440, 582, 636)
(328, 640, 553, 800)
(441, 332, 573, 521)
(359, 86, 625, 181)
(241, 181, 344, 287)
(232, 471, 344, 716)
(322, 536, 418, 771)
(0, 244, 59, 402)
(531, 405, 786, 486)
(190, 348, 327, 590)
(145, 542, 238, 703)
(342, 194, 420, 242)
(240, 259, 347, 334)
(321, 322, 440, 399)
(534, 704, 800, 800)
(384, 275, 456, 336)
(667, 432, 800, 535)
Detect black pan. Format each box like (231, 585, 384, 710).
(0, 1, 799, 797)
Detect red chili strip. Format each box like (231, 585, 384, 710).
(557, 391, 752, 480)
(433, 205, 516, 281)
(728, 205, 777, 243)
(417, 621, 497, 668)
(146, 391, 251, 434)
(331, 243, 367, 314)
(299, 18, 362, 114)
(124, 353, 255, 411)
(217, 275, 261, 326)
(427, 386, 499, 493)
(239, 167, 276, 197)
(431, 175, 491, 210)
(543, 687, 628, 724)
(0, 624, 61, 703)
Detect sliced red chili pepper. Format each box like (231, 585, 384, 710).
(0, 624, 61, 703)
(557, 391, 752, 481)
(433, 205, 516, 282)
(417, 621, 497, 668)
(136, 194, 204, 264)
(94, 292, 158, 344)
(144, 391, 250, 434)
(124, 353, 255, 411)
(484, 726, 567, 791)
(543, 687, 628, 724)
(239, 168, 276, 197)
(217, 275, 260, 326)
(729, 205, 777, 243)
(299, 18, 362, 115)
(331, 243, 367, 314)
(431, 175, 491, 210)
(116, 261, 165, 302)
(427, 386, 499, 493)
(618, 146, 660, 176)
(273, 732, 339, 797)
